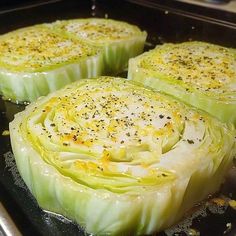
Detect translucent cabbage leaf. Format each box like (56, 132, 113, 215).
(128, 41, 236, 126)
(0, 24, 103, 103)
(51, 18, 147, 74)
(10, 77, 236, 235)
(0, 18, 146, 103)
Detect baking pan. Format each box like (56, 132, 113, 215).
(0, 0, 236, 235)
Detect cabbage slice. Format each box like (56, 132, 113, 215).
(0, 25, 103, 103)
(10, 77, 235, 235)
(128, 41, 236, 126)
(51, 18, 147, 74)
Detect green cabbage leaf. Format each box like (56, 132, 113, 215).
(128, 41, 236, 126)
(51, 18, 147, 74)
(10, 77, 236, 235)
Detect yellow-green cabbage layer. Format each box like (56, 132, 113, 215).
(0, 18, 146, 103)
(51, 18, 147, 74)
(10, 77, 236, 235)
(128, 41, 236, 126)
(0, 25, 103, 103)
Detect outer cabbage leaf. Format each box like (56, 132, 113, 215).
(0, 24, 103, 103)
(51, 18, 147, 74)
(128, 41, 236, 126)
(10, 77, 236, 235)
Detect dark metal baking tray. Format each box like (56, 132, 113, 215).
(0, 0, 236, 235)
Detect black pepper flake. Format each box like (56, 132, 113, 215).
(167, 116, 171, 120)
(187, 139, 194, 144)
(63, 142, 69, 146)
(120, 140, 124, 144)
(97, 166, 104, 171)
(50, 123, 56, 127)
(159, 114, 164, 119)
